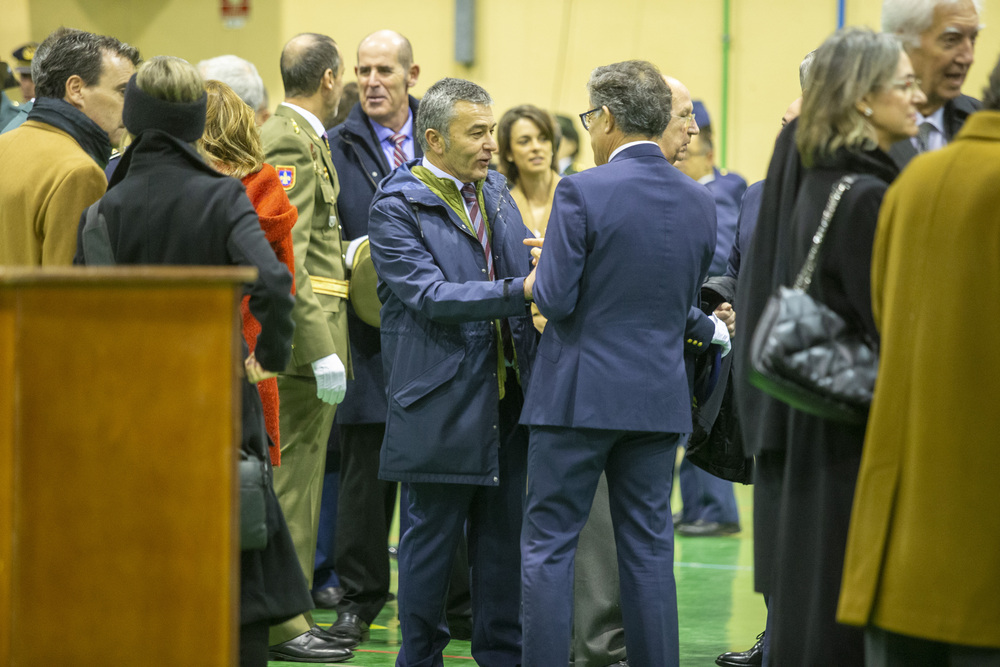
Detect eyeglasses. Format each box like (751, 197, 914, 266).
(889, 77, 923, 94)
(579, 106, 602, 130)
(675, 113, 698, 129)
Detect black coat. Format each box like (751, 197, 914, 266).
(81, 130, 311, 626)
(327, 97, 421, 424)
(736, 141, 899, 665)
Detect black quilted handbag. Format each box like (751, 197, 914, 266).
(748, 175, 878, 425)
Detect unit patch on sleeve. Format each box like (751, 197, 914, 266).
(277, 166, 296, 190)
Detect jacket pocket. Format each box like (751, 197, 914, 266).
(392, 347, 465, 408)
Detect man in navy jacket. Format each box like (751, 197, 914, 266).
(368, 77, 537, 667)
(324, 29, 422, 643)
(520, 60, 718, 667)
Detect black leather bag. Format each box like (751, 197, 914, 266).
(748, 175, 877, 425)
(239, 452, 269, 551)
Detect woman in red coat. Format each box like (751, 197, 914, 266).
(202, 79, 296, 466)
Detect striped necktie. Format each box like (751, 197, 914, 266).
(390, 133, 407, 168)
(460, 183, 494, 280)
(916, 121, 935, 153)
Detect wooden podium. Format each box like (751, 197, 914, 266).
(0, 266, 256, 666)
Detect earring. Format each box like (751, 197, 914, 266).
(863, 107, 873, 117)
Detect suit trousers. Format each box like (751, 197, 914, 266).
(678, 455, 740, 524)
(335, 421, 396, 623)
(572, 472, 626, 666)
(269, 374, 337, 644)
(312, 425, 341, 591)
(522, 426, 682, 667)
(395, 386, 526, 667)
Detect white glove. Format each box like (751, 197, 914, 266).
(311, 353, 346, 405)
(708, 313, 732, 357)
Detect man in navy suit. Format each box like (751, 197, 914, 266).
(520, 60, 722, 667)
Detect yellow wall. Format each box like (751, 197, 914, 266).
(4, 0, 999, 180)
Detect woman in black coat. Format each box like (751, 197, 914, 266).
(733, 28, 926, 665)
(78, 56, 314, 666)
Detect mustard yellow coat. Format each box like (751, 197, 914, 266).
(837, 111, 1000, 648)
(0, 120, 107, 265)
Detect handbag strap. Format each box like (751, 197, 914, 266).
(792, 175, 857, 292)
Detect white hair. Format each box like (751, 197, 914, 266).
(882, 0, 983, 48)
(197, 54, 265, 112)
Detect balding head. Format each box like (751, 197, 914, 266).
(356, 29, 419, 131)
(280, 33, 340, 98)
(358, 30, 413, 71)
(658, 75, 699, 164)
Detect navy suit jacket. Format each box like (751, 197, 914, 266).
(521, 142, 717, 433)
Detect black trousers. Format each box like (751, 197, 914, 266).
(334, 422, 397, 623)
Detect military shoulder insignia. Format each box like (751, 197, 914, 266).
(277, 166, 296, 190)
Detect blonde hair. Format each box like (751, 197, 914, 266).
(136, 55, 203, 103)
(201, 79, 263, 179)
(796, 28, 901, 167)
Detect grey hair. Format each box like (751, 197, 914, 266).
(799, 50, 817, 91)
(415, 77, 492, 151)
(197, 54, 265, 112)
(797, 27, 902, 167)
(882, 0, 983, 48)
(587, 60, 672, 138)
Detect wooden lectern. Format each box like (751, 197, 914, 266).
(0, 266, 256, 666)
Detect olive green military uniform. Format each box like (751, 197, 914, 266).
(260, 104, 350, 643)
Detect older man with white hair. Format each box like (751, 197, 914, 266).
(882, 0, 982, 166)
(198, 54, 270, 125)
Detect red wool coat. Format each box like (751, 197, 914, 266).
(241, 163, 297, 465)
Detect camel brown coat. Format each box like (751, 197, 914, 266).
(837, 111, 1000, 648)
(0, 120, 106, 265)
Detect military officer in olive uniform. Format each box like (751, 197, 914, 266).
(260, 32, 354, 664)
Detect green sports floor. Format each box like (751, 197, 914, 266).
(270, 482, 766, 667)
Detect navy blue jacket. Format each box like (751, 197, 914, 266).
(706, 166, 747, 275)
(725, 179, 764, 280)
(369, 162, 537, 484)
(327, 97, 422, 424)
(521, 143, 716, 433)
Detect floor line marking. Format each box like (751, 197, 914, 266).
(675, 561, 754, 571)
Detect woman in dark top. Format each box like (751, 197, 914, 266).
(79, 56, 314, 667)
(734, 27, 926, 665)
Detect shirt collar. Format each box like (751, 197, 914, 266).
(608, 140, 659, 162)
(917, 106, 946, 134)
(370, 109, 414, 146)
(280, 102, 327, 138)
(421, 156, 468, 191)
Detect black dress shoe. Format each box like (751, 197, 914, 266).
(716, 632, 764, 666)
(312, 585, 345, 609)
(309, 625, 359, 649)
(330, 611, 370, 644)
(268, 628, 354, 663)
(677, 520, 741, 537)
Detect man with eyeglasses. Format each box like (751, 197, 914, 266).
(521, 60, 724, 667)
(882, 0, 981, 167)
